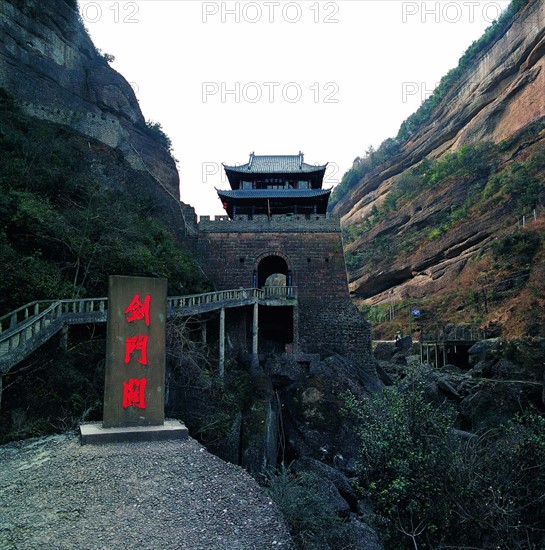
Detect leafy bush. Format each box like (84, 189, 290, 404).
(143, 120, 173, 153)
(0, 87, 207, 312)
(267, 464, 348, 549)
(491, 231, 542, 267)
(483, 151, 545, 213)
(344, 371, 458, 549)
(449, 411, 545, 549)
(343, 368, 545, 549)
(330, 141, 402, 210)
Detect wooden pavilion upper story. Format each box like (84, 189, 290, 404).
(217, 152, 331, 218)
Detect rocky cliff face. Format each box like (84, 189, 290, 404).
(0, 0, 179, 198)
(333, 0, 545, 337)
(335, 0, 545, 223)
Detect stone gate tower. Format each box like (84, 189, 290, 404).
(192, 153, 374, 373)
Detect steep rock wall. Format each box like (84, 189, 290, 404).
(333, 0, 545, 309)
(0, 0, 179, 198)
(335, 0, 545, 224)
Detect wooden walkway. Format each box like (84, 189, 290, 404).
(0, 287, 297, 374)
(420, 325, 487, 367)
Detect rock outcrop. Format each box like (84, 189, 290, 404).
(335, 0, 545, 223)
(375, 338, 545, 432)
(333, 0, 545, 317)
(0, 0, 179, 198)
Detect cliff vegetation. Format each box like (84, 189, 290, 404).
(0, 87, 207, 313)
(331, 0, 545, 340)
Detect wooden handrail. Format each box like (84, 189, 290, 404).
(0, 288, 299, 371)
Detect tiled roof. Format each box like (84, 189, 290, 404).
(223, 153, 327, 174)
(217, 189, 331, 199)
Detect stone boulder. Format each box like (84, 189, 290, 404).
(342, 516, 383, 550)
(398, 367, 462, 408)
(395, 335, 413, 354)
(468, 339, 502, 365)
(459, 381, 542, 431)
(373, 342, 396, 361)
(390, 352, 408, 366)
(292, 457, 383, 549)
(265, 353, 381, 467)
(294, 457, 358, 503)
(468, 359, 497, 378)
(469, 356, 537, 381)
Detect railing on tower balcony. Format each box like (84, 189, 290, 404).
(167, 287, 298, 310)
(233, 205, 320, 217)
(263, 286, 297, 300)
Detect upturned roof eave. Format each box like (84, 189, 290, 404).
(216, 188, 332, 200)
(223, 164, 328, 175)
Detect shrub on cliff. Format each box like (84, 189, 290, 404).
(143, 119, 173, 153)
(344, 372, 458, 549)
(344, 368, 545, 549)
(0, 87, 206, 312)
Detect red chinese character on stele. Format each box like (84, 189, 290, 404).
(122, 293, 151, 410)
(124, 294, 151, 326)
(122, 377, 147, 409)
(124, 335, 149, 365)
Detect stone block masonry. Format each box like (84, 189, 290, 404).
(193, 214, 377, 374)
(195, 227, 348, 301)
(199, 214, 341, 233)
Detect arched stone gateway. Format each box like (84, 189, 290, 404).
(256, 253, 292, 289)
(254, 254, 295, 351)
(193, 153, 376, 372)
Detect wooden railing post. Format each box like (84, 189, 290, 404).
(252, 300, 259, 367)
(219, 307, 225, 379)
(61, 325, 68, 351)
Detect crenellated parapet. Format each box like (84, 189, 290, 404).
(18, 101, 124, 148)
(198, 213, 341, 233)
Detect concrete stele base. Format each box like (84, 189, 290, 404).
(79, 419, 188, 445)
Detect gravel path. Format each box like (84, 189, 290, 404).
(0, 433, 294, 549)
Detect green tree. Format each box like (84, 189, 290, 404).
(343, 368, 545, 549)
(344, 370, 458, 549)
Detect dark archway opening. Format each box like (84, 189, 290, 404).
(257, 255, 290, 288)
(446, 345, 471, 368)
(255, 256, 294, 351)
(259, 305, 294, 352)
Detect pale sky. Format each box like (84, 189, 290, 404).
(79, 0, 510, 216)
